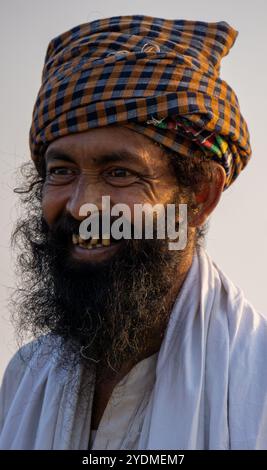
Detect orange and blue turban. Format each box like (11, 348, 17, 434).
(30, 15, 251, 189)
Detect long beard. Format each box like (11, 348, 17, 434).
(13, 207, 188, 373)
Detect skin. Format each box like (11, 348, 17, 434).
(43, 125, 226, 428)
(44, 126, 181, 261)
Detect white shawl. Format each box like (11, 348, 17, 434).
(1, 248, 267, 449)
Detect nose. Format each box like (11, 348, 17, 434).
(65, 174, 103, 221)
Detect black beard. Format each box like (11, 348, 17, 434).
(12, 203, 188, 374)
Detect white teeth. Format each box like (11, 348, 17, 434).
(102, 237, 111, 246)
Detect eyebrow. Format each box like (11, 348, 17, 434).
(45, 149, 142, 166)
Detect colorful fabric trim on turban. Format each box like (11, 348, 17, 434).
(142, 115, 233, 179)
(29, 15, 251, 189)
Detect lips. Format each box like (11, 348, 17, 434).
(70, 232, 124, 263)
(72, 233, 113, 249)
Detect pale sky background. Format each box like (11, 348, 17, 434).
(0, 0, 266, 380)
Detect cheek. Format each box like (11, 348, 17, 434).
(116, 178, 177, 206)
(42, 184, 70, 226)
(41, 178, 178, 227)
(111, 186, 157, 211)
(139, 180, 178, 206)
(111, 182, 178, 229)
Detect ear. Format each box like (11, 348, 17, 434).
(188, 163, 226, 227)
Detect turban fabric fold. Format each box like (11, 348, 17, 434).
(30, 15, 251, 188)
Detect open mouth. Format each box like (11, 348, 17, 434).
(70, 232, 124, 263)
(72, 233, 122, 250)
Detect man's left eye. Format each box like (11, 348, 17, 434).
(104, 168, 139, 186)
(108, 169, 132, 177)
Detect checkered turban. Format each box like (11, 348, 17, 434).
(30, 15, 251, 189)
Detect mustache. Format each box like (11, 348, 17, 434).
(44, 213, 133, 239)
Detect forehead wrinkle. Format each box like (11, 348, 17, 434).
(45, 145, 153, 173)
(45, 127, 165, 171)
(90, 150, 142, 166)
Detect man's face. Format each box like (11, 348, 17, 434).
(43, 125, 179, 265)
(15, 125, 193, 373)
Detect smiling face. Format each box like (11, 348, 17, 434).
(43, 125, 181, 264)
(13, 124, 225, 372)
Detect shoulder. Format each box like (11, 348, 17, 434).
(0, 335, 62, 416)
(203, 252, 267, 447)
(203, 250, 267, 340)
(199, 249, 267, 370)
(221, 289, 267, 449)
(2, 334, 62, 377)
(199, 248, 267, 340)
(216, 258, 267, 347)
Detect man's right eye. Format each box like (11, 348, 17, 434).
(47, 167, 74, 175)
(46, 167, 77, 183)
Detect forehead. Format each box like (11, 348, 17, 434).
(45, 125, 168, 169)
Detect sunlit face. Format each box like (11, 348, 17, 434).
(43, 125, 181, 263)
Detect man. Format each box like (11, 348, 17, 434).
(0, 15, 267, 450)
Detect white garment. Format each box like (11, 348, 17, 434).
(89, 430, 97, 448)
(91, 352, 158, 450)
(1, 248, 267, 449)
